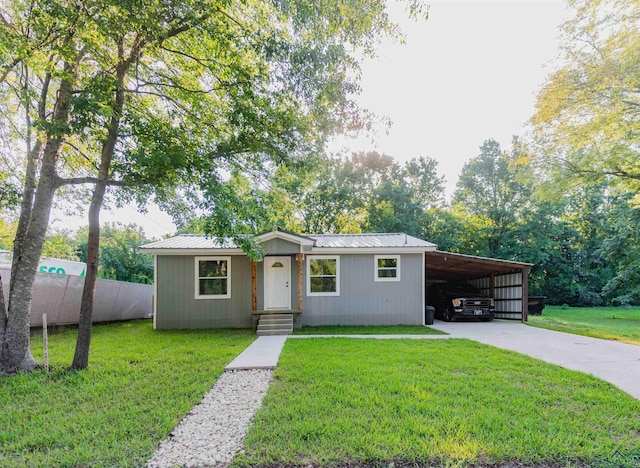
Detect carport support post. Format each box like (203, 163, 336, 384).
(521, 266, 529, 323)
(296, 253, 303, 310)
(251, 261, 257, 311)
(490, 274, 495, 298)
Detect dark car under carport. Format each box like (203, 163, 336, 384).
(424, 251, 532, 322)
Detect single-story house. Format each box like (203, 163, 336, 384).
(140, 230, 532, 333)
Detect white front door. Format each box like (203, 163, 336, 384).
(264, 256, 291, 309)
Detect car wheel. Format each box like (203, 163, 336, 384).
(443, 307, 455, 322)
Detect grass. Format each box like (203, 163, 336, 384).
(0, 320, 255, 468)
(294, 325, 447, 335)
(528, 306, 640, 345)
(237, 338, 640, 467)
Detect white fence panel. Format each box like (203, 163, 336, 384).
(0, 268, 152, 327)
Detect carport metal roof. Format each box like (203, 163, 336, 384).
(425, 251, 532, 281)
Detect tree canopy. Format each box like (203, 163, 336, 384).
(532, 0, 640, 201)
(0, 0, 427, 373)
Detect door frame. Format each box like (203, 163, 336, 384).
(264, 256, 291, 309)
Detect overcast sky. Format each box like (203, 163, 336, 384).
(51, 0, 570, 239)
(332, 0, 569, 191)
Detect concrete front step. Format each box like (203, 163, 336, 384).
(258, 323, 293, 331)
(257, 329, 292, 336)
(258, 322, 292, 330)
(259, 318, 293, 326)
(257, 313, 293, 336)
(259, 316, 292, 322)
(258, 313, 293, 322)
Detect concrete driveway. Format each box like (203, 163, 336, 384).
(430, 320, 640, 400)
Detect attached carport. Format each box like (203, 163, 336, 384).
(425, 251, 533, 322)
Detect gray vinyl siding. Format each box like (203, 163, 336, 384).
(155, 251, 424, 329)
(263, 238, 300, 255)
(155, 255, 252, 329)
(302, 253, 423, 326)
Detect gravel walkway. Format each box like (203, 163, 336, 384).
(147, 369, 273, 468)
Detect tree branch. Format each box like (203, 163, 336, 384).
(563, 158, 640, 181)
(159, 44, 224, 66)
(55, 176, 132, 187)
(163, 12, 211, 42)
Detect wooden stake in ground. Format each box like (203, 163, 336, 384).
(42, 314, 49, 372)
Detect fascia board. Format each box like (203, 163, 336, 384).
(139, 248, 247, 256)
(309, 247, 436, 255)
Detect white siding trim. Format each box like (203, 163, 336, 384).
(306, 255, 340, 297)
(421, 252, 425, 326)
(153, 254, 157, 330)
(195, 256, 231, 300)
(374, 255, 401, 282)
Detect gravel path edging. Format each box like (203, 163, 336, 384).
(147, 368, 273, 468)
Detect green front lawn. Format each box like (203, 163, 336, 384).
(238, 338, 640, 467)
(294, 325, 447, 335)
(528, 306, 640, 345)
(0, 320, 255, 467)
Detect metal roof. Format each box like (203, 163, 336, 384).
(425, 250, 532, 281)
(140, 232, 436, 250)
(140, 234, 532, 282)
(140, 234, 238, 250)
(309, 233, 436, 249)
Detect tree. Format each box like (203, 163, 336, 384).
(0, 0, 427, 373)
(0, 219, 17, 251)
(451, 138, 586, 303)
(300, 155, 378, 234)
(365, 155, 444, 236)
(41, 230, 80, 261)
(0, 0, 84, 373)
(532, 0, 640, 201)
(453, 138, 532, 257)
(599, 194, 640, 305)
(366, 169, 422, 235)
(77, 223, 153, 284)
(248, 152, 445, 236)
(0, 176, 21, 213)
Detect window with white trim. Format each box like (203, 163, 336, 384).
(307, 256, 340, 296)
(195, 256, 231, 299)
(374, 255, 400, 282)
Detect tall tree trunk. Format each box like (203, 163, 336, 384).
(0, 271, 6, 347)
(1, 142, 63, 373)
(9, 67, 43, 287)
(71, 39, 132, 369)
(0, 64, 75, 375)
(10, 70, 49, 289)
(1, 67, 40, 361)
(71, 179, 106, 369)
(12, 142, 41, 285)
